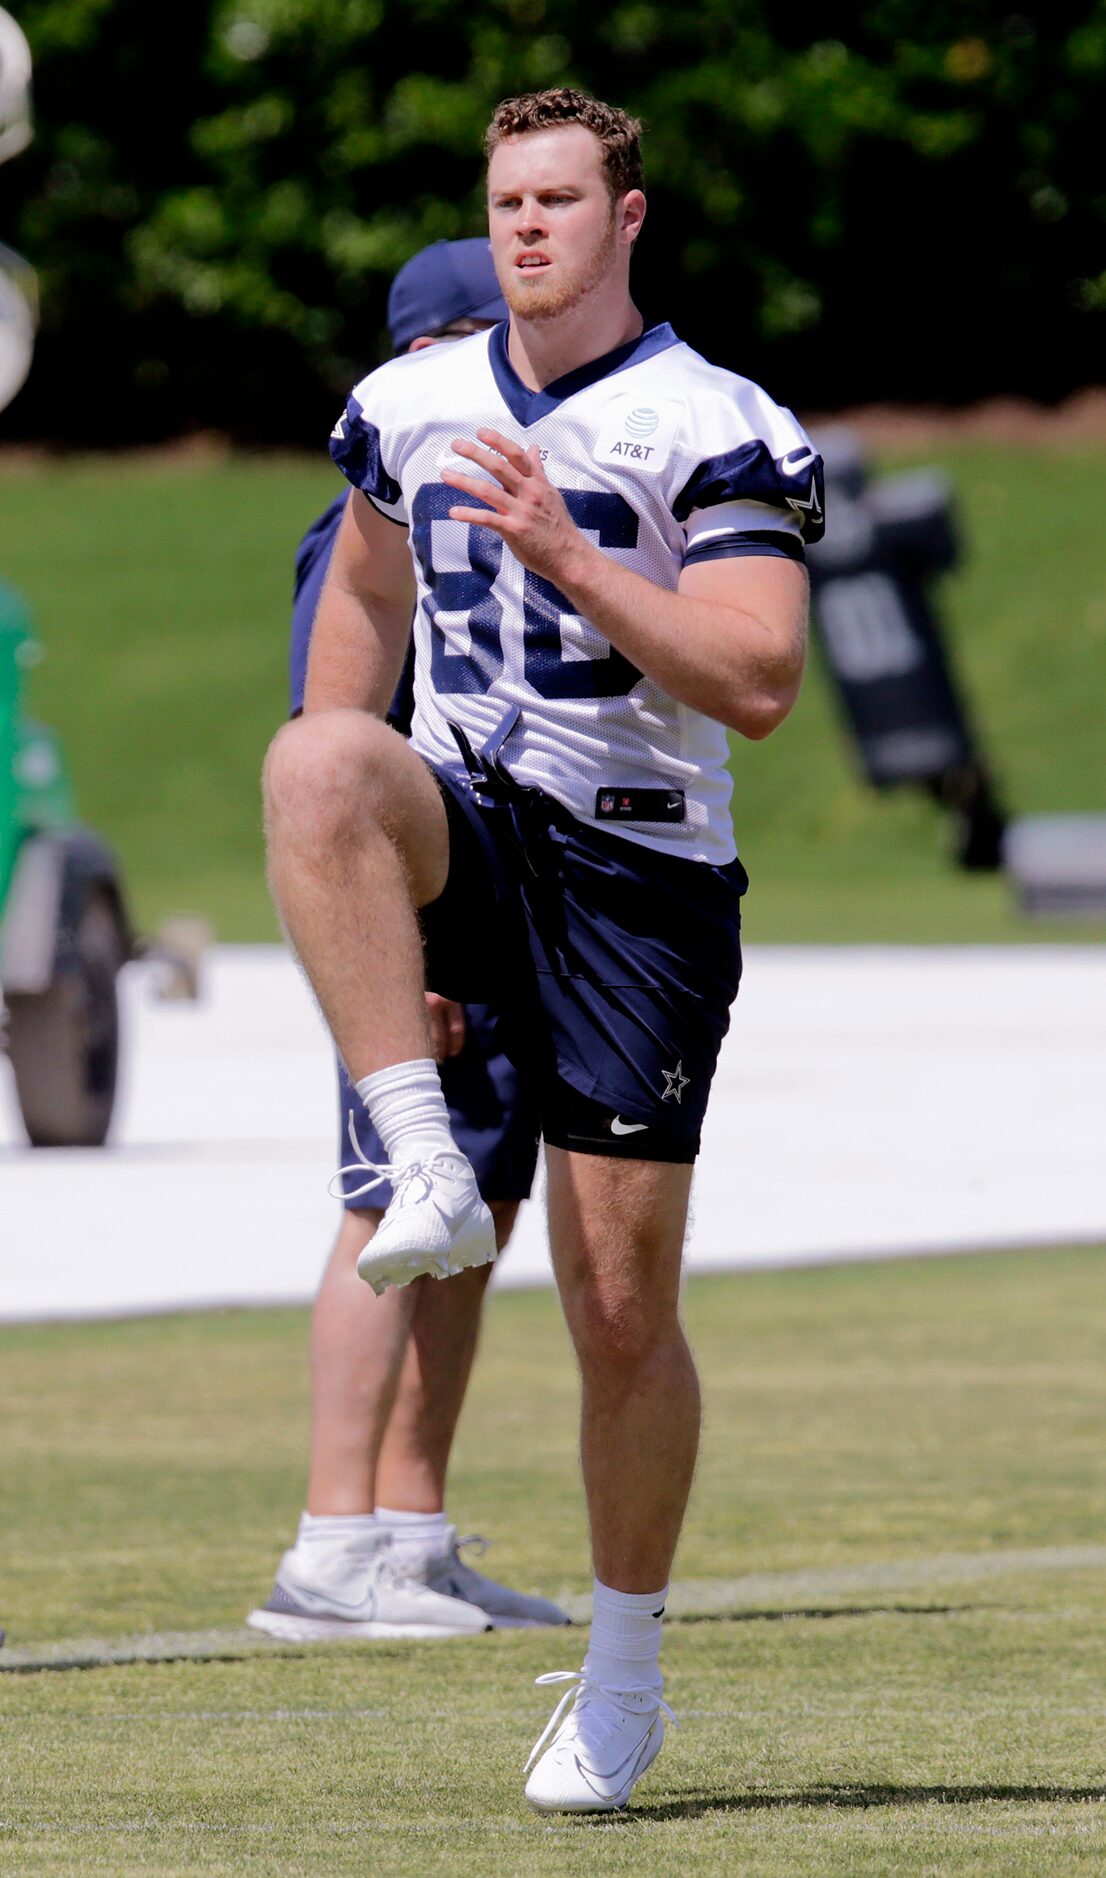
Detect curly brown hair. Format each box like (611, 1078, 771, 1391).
(484, 88, 644, 200)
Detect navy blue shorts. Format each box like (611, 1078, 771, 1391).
(335, 1003, 540, 1211)
(420, 769, 747, 1164)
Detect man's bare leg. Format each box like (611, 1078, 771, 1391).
(307, 1202, 518, 1513)
(369, 1198, 567, 1625)
(249, 1197, 492, 1639)
(523, 1148, 694, 1803)
(305, 1207, 414, 1514)
(263, 709, 447, 1077)
(265, 709, 496, 1293)
(266, 1196, 567, 1629)
(545, 1148, 698, 1591)
(375, 1201, 520, 1510)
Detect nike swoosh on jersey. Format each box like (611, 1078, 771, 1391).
(610, 1117, 648, 1136)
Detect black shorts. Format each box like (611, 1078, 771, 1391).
(420, 767, 747, 1164)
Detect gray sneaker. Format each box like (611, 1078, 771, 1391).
(416, 1527, 572, 1629)
(246, 1531, 491, 1641)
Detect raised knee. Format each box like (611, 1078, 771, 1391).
(262, 718, 303, 818)
(263, 710, 392, 837)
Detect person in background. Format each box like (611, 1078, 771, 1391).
(248, 240, 568, 1642)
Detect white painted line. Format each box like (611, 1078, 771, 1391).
(6, 1545, 1106, 1670)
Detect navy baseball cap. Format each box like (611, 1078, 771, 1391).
(387, 238, 508, 353)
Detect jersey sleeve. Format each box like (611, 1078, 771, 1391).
(329, 369, 408, 527)
(672, 376, 825, 569)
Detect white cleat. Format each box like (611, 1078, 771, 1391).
(330, 1129, 497, 1294)
(523, 1669, 675, 1813)
(245, 1533, 492, 1642)
(416, 1527, 572, 1629)
(355, 1154, 496, 1294)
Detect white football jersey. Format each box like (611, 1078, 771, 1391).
(331, 322, 823, 864)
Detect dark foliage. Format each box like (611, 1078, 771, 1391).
(3, 0, 1103, 441)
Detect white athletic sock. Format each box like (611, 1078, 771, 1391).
(355, 1059, 457, 1165)
(584, 1577, 668, 1692)
(295, 1510, 380, 1555)
(374, 1505, 450, 1567)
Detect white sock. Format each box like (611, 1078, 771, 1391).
(584, 1577, 667, 1692)
(295, 1510, 379, 1555)
(374, 1505, 450, 1566)
(355, 1059, 456, 1165)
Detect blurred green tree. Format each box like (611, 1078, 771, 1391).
(2, 0, 1103, 440)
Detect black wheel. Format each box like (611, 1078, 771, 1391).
(7, 885, 126, 1147)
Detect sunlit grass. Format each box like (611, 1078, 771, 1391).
(3, 1248, 1106, 1872)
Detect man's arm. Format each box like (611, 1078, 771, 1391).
(559, 547, 805, 742)
(303, 491, 417, 715)
(443, 431, 806, 740)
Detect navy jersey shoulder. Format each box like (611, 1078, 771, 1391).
(288, 491, 415, 731)
(663, 344, 825, 550)
(294, 495, 346, 602)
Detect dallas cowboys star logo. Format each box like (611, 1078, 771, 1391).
(661, 1061, 690, 1103)
(784, 479, 823, 525)
(780, 445, 823, 527)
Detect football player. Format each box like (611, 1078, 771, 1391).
(264, 90, 822, 1808)
(249, 241, 567, 1643)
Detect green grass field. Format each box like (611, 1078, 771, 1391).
(5, 1247, 1106, 1874)
(0, 444, 1103, 944)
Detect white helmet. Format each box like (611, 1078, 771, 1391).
(0, 7, 32, 165)
(0, 239, 35, 412)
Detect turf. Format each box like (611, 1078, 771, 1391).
(4, 1247, 1106, 1872)
(0, 444, 1104, 944)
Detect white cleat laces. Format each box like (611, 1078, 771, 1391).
(523, 1668, 676, 1813)
(330, 1116, 497, 1294)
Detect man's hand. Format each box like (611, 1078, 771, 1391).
(442, 429, 587, 585)
(426, 992, 466, 1062)
(442, 428, 806, 741)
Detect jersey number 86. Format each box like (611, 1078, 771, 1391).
(412, 483, 643, 701)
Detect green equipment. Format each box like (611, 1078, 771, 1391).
(0, 581, 132, 1144)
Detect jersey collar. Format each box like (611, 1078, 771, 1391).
(487, 319, 679, 429)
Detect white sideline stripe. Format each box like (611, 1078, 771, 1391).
(559, 1544, 1106, 1621)
(0, 1627, 278, 1672)
(2, 944, 1105, 1322)
(0, 1709, 392, 1723)
(667, 1544, 1106, 1608)
(0, 1626, 467, 1672)
(5, 1546, 1106, 1671)
(10, 1702, 1106, 1726)
(0, 1822, 603, 1837)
